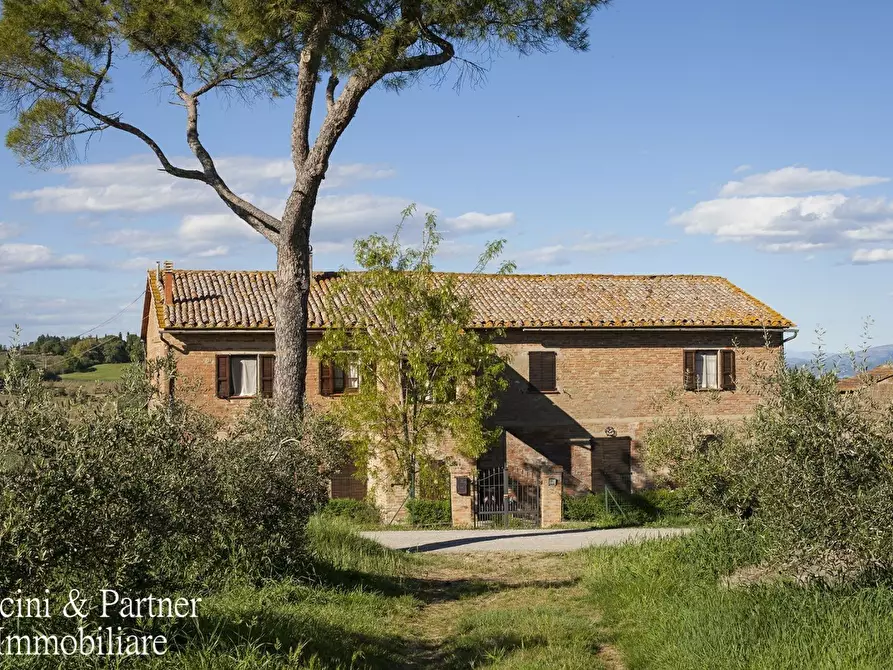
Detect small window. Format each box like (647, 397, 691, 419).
(684, 350, 735, 391)
(320, 357, 360, 396)
(216, 354, 274, 399)
(331, 461, 368, 501)
(528, 351, 557, 393)
(334, 361, 360, 394)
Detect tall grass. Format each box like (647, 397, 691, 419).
(307, 516, 417, 577)
(0, 517, 419, 669)
(585, 525, 893, 669)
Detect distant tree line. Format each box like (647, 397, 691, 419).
(2, 333, 144, 379)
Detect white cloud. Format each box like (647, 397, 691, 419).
(179, 214, 259, 242)
(672, 185, 893, 261)
(0, 292, 142, 336)
(213, 158, 395, 191)
(13, 155, 397, 215)
(311, 194, 434, 243)
(0, 244, 89, 272)
(94, 193, 439, 261)
(321, 163, 396, 190)
(733, 164, 753, 174)
(97, 214, 264, 259)
(514, 236, 671, 267)
(116, 256, 157, 271)
(0, 222, 21, 240)
(445, 212, 516, 232)
(193, 246, 230, 258)
(760, 241, 833, 253)
(671, 194, 849, 240)
(852, 248, 893, 264)
(719, 167, 888, 197)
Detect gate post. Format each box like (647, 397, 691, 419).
(449, 464, 474, 528)
(540, 465, 564, 528)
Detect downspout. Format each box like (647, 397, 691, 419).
(782, 328, 799, 344)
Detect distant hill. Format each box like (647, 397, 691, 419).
(785, 344, 893, 378)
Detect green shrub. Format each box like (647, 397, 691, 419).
(564, 489, 688, 526)
(322, 498, 381, 524)
(634, 488, 690, 518)
(0, 352, 347, 598)
(645, 349, 893, 582)
(564, 493, 605, 521)
(406, 498, 451, 526)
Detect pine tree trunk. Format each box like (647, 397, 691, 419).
(273, 182, 319, 414)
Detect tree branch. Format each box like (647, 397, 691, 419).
(325, 73, 339, 112)
(85, 40, 113, 108)
(390, 21, 455, 73)
(292, 13, 331, 168)
(176, 89, 281, 242)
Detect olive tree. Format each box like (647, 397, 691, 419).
(0, 0, 609, 413)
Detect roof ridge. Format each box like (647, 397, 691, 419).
(148, 268, 728, 280)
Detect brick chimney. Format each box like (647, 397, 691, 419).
(162, 260, 174, 304)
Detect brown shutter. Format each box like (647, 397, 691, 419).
(216, 355, 230, 399)
(683, 351, 696, 391)
(721, 350, 736, 391)
(529, 351, 557, 392)
(319, 361, 333, 396)
(260, 355, 275, 398)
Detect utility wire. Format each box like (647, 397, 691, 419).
(73, 292, 145, 340)
(25, 291, 145, 363)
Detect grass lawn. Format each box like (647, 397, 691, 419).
(100, 517, 617, 669)
(58, 362, 130, 381)
(25, 518, 892, 668)
(583, 525, 893, 669)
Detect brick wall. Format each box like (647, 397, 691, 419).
(144, 290, 783, 498)
(489, 329, 781, 492)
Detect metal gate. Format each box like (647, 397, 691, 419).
(474, 467, 541, 527)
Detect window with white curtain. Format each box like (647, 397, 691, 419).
(230, 355, 258, 397)
(695, 351, 719, 390)
(333, 361, 360, 393)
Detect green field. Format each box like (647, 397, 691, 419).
(58, 362, 130, 381)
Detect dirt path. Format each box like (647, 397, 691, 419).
(363, 526, 689, 553)
(396, 551, 626, 669)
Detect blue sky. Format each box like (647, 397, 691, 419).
(1, 0, 892, 351)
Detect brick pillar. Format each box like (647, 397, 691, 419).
(450, 464, 474, 528)
(540, 465, 564, 528)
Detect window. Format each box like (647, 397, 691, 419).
(320, 358, 360, 396)
(402, 360, 457, 404)
(331, 461, 368, 500)
(216, 354, 274, 399)
(683, 350, 735, 391)
(528, 351, 557, 393)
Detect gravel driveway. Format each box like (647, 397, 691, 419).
(361, 526, 690, 553)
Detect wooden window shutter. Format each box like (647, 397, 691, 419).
(260, 355, 275, 398)
(720, 350, 736, 391)
(529, 351, 557, 392)
(683, 351, 696, 391)
(216, 355, 231, 399)
(319, 361, 334, 396)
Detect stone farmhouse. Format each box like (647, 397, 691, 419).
(140, 264, 795, 524)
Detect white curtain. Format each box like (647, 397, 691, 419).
(231, 356, 257, 397)
(696, 352, 718, 389)
(346, 362, 360, 390)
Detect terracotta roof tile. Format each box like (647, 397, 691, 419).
(148, 270, 794, 330)
(838, 364, 893, 391)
